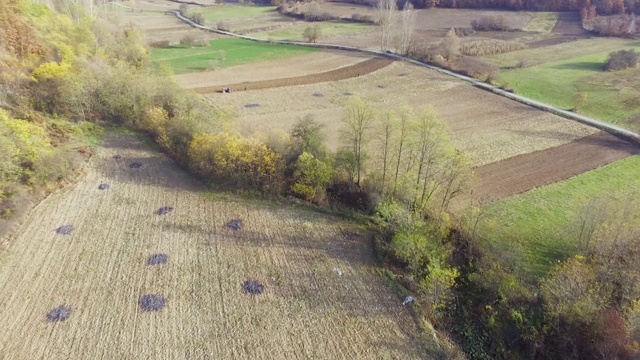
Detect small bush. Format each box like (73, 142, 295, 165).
(460, 39, 526, 56)
(471, 15, 509, 31)
(178, 3, 188, 16)
(604, 49, 639, 71)
(148, 40, 170, 48)
(217, 21, 230, 31)
(179, 35, 196, 48)
(192, 13, 204, 25)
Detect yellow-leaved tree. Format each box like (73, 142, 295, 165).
(188, 132, 281, 192)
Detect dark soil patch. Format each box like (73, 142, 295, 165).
(56, 225, 74, 235)
(47, 305, 71, 322)
(226, 219, 243, 231)
(551, 12, 591, 37)
(129, 162, 143, 169)
(242, 280, 264, 295)
(139, 294, 166, 311)
(156, 206, 173, 215)
(98, 183, 109, 190)
(312, 92, 324, 97)
(147, 253, 168, 265)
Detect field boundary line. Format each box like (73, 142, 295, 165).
(170, 10, 640, 145)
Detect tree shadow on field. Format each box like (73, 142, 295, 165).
(205, 222, 376, 267)
(97, 134, 204, 191)
(552, 61, 602, 72)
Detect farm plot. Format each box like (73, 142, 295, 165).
(190, 57, 391, 93)
(174, 50, 375, 90)
(0, 133, 428, 359)
(207, 61, 596, 167)
(151, 38, 318, 74)
(105, 6, 216, 44)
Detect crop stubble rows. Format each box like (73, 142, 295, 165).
(0, 134, 426, 359)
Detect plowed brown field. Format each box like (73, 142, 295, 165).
(473, 132, 640, 201)
(0, 134, 429, 359)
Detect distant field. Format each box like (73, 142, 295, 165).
(487, 38, 640, 127)
(477, 154, 640, 279)
(150, 38, 318, 73)
(252, 21, 371, 41)
(195, 4, 277, 22)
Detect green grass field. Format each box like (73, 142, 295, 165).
(522, 12, 558, 33)
(150, 38, 318, 73)
(251, 21, 372, 41)
(485, 38, 640, 127)
(196, 5, 277, 22)
(477, 155, 640, 280)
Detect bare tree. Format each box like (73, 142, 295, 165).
(377, 110, 396, 195)
(410, 106, 448, 210)
(398, 2, 416, 55)
(392, 107, 411, 198)
(341, 96, 376, 187)
(440, 28, 460, 61)
(303, 25, 322, 43)
(376, 0, 397, 51)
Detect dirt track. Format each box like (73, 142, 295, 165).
(473, 132, 639, 202)
(193, 58, 392, 93)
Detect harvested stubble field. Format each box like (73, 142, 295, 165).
(208, 61, 596, 167)
(0, 134, 428, 359)
(174, 50, 375, 90)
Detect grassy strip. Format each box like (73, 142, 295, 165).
(522, 12, 558, 33)
(251, 21, 372, 41)
(150, 38, 318, 73)
(477, 154, 640, 279)
(486, 38, 638, 67)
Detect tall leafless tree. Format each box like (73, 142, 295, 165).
(376, 0, 397, 51)
(398, 2, 416, 55)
